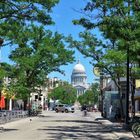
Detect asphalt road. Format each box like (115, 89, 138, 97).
(0, 110, 135, 140)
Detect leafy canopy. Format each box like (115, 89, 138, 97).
(8, 25, 75, 98)
(78, 83, 100, 106)
(49, 84, 77, 105)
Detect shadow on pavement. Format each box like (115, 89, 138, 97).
(46, 120, 101, 124)
(38, 118, 134, 140)
(95, 117, 123, 123)
(2, 128, 18, 132)
(38, 115, 54, 118)
(95, 118, 107, 121)
(37, 121, 118, 140)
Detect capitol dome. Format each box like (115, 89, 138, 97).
(72, 61, 86, 74)
(71, 60, 89, 97)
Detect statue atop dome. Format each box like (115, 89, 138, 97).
(77, 59, 80, 64)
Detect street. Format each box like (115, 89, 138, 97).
(0, 110, 135, 140)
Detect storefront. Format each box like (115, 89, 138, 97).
(134, 91, 140, 114)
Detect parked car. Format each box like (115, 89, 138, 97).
(55, 104, 75, 113)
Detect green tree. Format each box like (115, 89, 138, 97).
(78, 83, 99, 106)
(49, 84, 77, 105)
(0, 0, 60, 53)
(67, 0, 140, 118)
(0, 0, 59, 34)
(0, 63, 14, 91)
(67, 29, 126, 117)
(91, 83, 100, 105)
(78, 90, 93, 106)
(0, 1, 75, 110)
(0, 0, 59, 96)
(0, 62, 16, 109)
(8, 25, 74, 103)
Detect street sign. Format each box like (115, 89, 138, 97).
(93, 67, 100, 77)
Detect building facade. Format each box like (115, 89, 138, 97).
(102, 77, 140, 118)
(30, 77, 64, 110)
(71, 60, 89, 97)
(134, 80, 140, 114)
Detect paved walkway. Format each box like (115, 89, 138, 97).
(96, 120, 134, 139)
(0, 110, 137, 140)
(89, 112, 137, 140)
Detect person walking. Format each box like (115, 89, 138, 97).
(82, 104, 87, 116)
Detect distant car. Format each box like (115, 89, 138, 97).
(92, 107, 98, 112)
(55, 104, 75, 113)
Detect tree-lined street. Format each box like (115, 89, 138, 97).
(0, 110, 134, 140)
(0, 1, 140, 139)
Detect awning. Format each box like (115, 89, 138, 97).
(134, 96, 140, 100)
(134, 91, 140, 100)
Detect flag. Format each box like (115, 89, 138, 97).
(0, 95, 5, 109)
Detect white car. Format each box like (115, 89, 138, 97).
(55, 104, 75, 113)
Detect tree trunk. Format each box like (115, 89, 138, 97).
(23, 99, 27, 110)
(131, 78, 135, 117)
(118, 86, 124, 120)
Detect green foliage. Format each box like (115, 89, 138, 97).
(78, 90, 93, 105)
(0, 1, 75, 100)
(7, 25, 74, 99)
(91, 83, 100, 104)
(48, 84, 77, 105)
(0, 0, 59, 25)
(78, 83, 100, 106)
(0, 63, 14, 91)
(68, 1, 140, 117)
(67, 1, 140, 85)
(0, 0, 59, 49)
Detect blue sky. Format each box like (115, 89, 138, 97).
(1, 0, 97, 84)
(48, 0, 99, 84)
(48, 0, 96, 83)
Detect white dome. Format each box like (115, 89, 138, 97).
(73, 61, 85, 73)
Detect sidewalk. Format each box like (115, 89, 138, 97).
(90, 112, 136, 140)
(0, 110, 138, 140)
(0, 115, 37, 129)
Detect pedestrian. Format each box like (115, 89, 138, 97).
(109, 105, 112, 118)
(115, 107, 121, 121)
(82, 104, 87, 116)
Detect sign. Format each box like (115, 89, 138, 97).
(136, 79, 140, 88)
(93, 67, 100, 77)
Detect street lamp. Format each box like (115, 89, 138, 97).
(125, 45, 130, 124)
(0, 38, 3, 110)
(93, 67, 104, 116)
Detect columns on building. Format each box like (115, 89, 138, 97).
(9, 98, 12, 111)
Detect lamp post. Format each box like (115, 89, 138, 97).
(93, 67, 104, 116)
(125, 45, 130, 124)
(0, 38, 3, 110)
(100, 74, 104, 117)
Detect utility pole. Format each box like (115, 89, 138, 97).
(0, 38, 4, 110)
(125, 45, 130, 124)
(100, 75, 104, 117)
(93, 67, 104, 116)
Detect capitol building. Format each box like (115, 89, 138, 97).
(71, 60, 90, 97)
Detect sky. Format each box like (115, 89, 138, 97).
(47, 0, 97, 84)
(1, 0, 98, 84)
